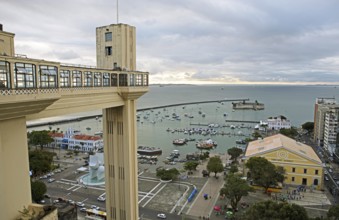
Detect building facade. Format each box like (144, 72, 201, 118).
(96, 24, 136, 71)
(261, 115, 291, 130)
(323, 108, 339, 156)
(245, 134, 323, 190)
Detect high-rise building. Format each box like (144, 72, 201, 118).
(324, 108, 339, 156)
(96, 24, 136, 71)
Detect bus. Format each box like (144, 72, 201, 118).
(85, 209, 107, 220)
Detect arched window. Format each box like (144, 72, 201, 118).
(94, 72, 102, 87)
(72, 70, 82, 87)
(40, 65, 57, 88)
(103, 73, 110, 87)
(14, 62, 36, 88)
(0, 61, 11, 89)
(84, 71, 92, 87)
(60, 70, 70, 87)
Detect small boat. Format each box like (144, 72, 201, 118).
(173, 139, 187, 145)
(236, 139, 246, 145)
(196, 139, 217, 149)
(137, 146, 162, 155)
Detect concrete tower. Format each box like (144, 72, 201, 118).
(96, 24, 136, 71)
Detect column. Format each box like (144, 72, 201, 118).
(103, 99, 138, 220)
(0, 117, 31, 219)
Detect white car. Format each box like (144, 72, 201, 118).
(157, 213, 166, 219)
(91, 205, 100, 210)
(79, 207, 87, 212)
(97, 196, 106, 202)
(48, 178, 55, 183)
(76, 202, 85, 207)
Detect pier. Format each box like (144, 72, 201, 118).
(225, 120, 260, 124)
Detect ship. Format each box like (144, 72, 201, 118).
(137, 146, 162, 155)
(196, 139, 217, 149)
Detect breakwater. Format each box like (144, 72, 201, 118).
(27, 98, 249, 128)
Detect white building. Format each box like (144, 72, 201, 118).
(324, 108, 339, 156)
(50, 128, 103, 152)
(261, 115, 291, 130)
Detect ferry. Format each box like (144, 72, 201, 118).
(137, 146, 162, 155)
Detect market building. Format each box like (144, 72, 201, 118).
(244, 134, 324, 190)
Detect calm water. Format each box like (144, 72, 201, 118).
(28, 84, 339, 167)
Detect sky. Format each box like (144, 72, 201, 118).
(1, 0, 339, 85)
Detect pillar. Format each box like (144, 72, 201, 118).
(0, 117, 31, 219)
(103, 99, 139, 220)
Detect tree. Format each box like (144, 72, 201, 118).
(302, 122, 314, 133)
(252, 131, 262, 139)
(220, 174, 253, 211)
(29, 150, 56, 176)
(156, 168, 180, 181)
(227, 147, 243, 163)
(229, 164, 239, 174)
(28, 130, 54, 150)
(184, 161, 199, 174)
(279, 127, 298, 138)
(246, 157, 285, 193)
(31, 180, 47, 202)
(328, 205, 339, 220)
(243, 200, 308, 220)
(207, 156, 224, 178)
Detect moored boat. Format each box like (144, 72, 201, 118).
(137, 146, 162, 155)
(173, 139, 187, 145)
(196, 139, 217, 149)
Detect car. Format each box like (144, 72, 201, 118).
(39, 200, 45, 204)
(48, 178, 55, 183)
(91, 205, 100, 210)
(79, 207, 87, 212)
(336, 181, 339, 185)
(76, 202, 85, 207)
(157, 213, 166, 219)
(97, 196, 106, 202)
(53, 199, 59, 204)
(39, 175, 48, 179)
(329, 169, 333, 173)
(68, 200, 75, 205)
(325, 170, 328, 175)
(325, 176, 329, 181)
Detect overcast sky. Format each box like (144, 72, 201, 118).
(1, 0, 339, 84)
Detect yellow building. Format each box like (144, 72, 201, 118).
(244, 134, 323, 190)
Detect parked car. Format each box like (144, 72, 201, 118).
(97, 196, 106, 202)
(79, 207, 87, 212)
(157, 213, 166, 219)
(76, 202, 85, 207)
(48, 178, 55, 183)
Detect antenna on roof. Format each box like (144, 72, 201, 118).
(116, 0, 119, 24)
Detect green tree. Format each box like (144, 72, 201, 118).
(220, 174, 253, 211)
(207, 156, 224, 178)
(31, 180, 47, 202)
(29, 150, 56, 176)
(227, 147, 243, 163)
(302, 122, 314, 133)
(279, 127, 298, 138)
(246, 157, 285, 193)
(184, 161, 199, 174)
(229, 164, 239, 174)
(156, 168, 180, 181)
(243, 200, 308, 220)
(328, 205, 339, 220)
(252, 131, 262, 139)
(28, 130, 54, 150)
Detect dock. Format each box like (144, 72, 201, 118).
(225, 120, 260, 124)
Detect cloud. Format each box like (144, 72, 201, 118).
(1, 0, 339, 84)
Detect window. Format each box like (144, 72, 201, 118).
(60, 70, 70, 87)
(103, 73, 110, 86)
(111, 73, 118, 86)
(105, 47, 112, 56)
(315, 170, 319, 175)
(84, 71, 92, 87)
(135, 74, 142, 86)
(129, 74, 135, 86)
(14, 62, 36, 88)
(119, 73, 128, 86)
(292, 167, 296, 172)
(94, 72, 102, 87)
(105, 32, 112, 41)
(39, 65, 57, 88)
(292, 177, 295, 182)
(304, 169, 307, 174)
(0, 61, 10, 89)
(72, 70, 82, 87)
(143, 74, 148, 86)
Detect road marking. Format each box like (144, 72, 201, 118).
(72, 185, 83, 192)
(142, 183, 167, 207)
(81, 198, 88, 203)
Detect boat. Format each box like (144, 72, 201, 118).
(196, 139, 217, 149)
(173, 139, 187, 145)
(137, 146, 162, 155)
(236, 139, 246, 145)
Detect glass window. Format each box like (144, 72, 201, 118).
(14, 63, 36, 88)
(103, 73, 110, 86)
(135, 74, 142, 86)
(60, 70, 70, 87)
(84, 71, 92, 87)
(143, 74, 148, 86)
(0, 61, 11, 89)
(94, 72, 102, 87)
(111, 73, 118, 86)
(105, 32, 112, 41)
(119, 73, 128, 86)
(105, 47, 112, 56)
(292, 167, 295, 172)
(292, 177, 295, 182)
(72, 70, 82, 87)
(129, 74, 135, 86)
(304, 169, 307, 174)
(39, 65, 58, 88)
(315, 170, 318, 175)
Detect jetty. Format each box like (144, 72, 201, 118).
(225, 120, 260, 124)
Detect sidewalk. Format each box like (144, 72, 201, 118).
(187, 153, 229, 219)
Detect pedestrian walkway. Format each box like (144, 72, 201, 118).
(187, 153, 229, 219)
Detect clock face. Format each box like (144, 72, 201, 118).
(277, 151, 288, 159)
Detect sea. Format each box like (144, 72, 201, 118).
(27, 84, 339, 167)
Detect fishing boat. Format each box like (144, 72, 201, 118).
(196, 139, 217, 149)
(173, 139, 187, 145)
(137, 146, 162, 155)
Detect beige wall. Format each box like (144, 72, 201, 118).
(0, 117, 32, 220)
(0, 30, 15, 56)
(96, 24, 136, 71)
